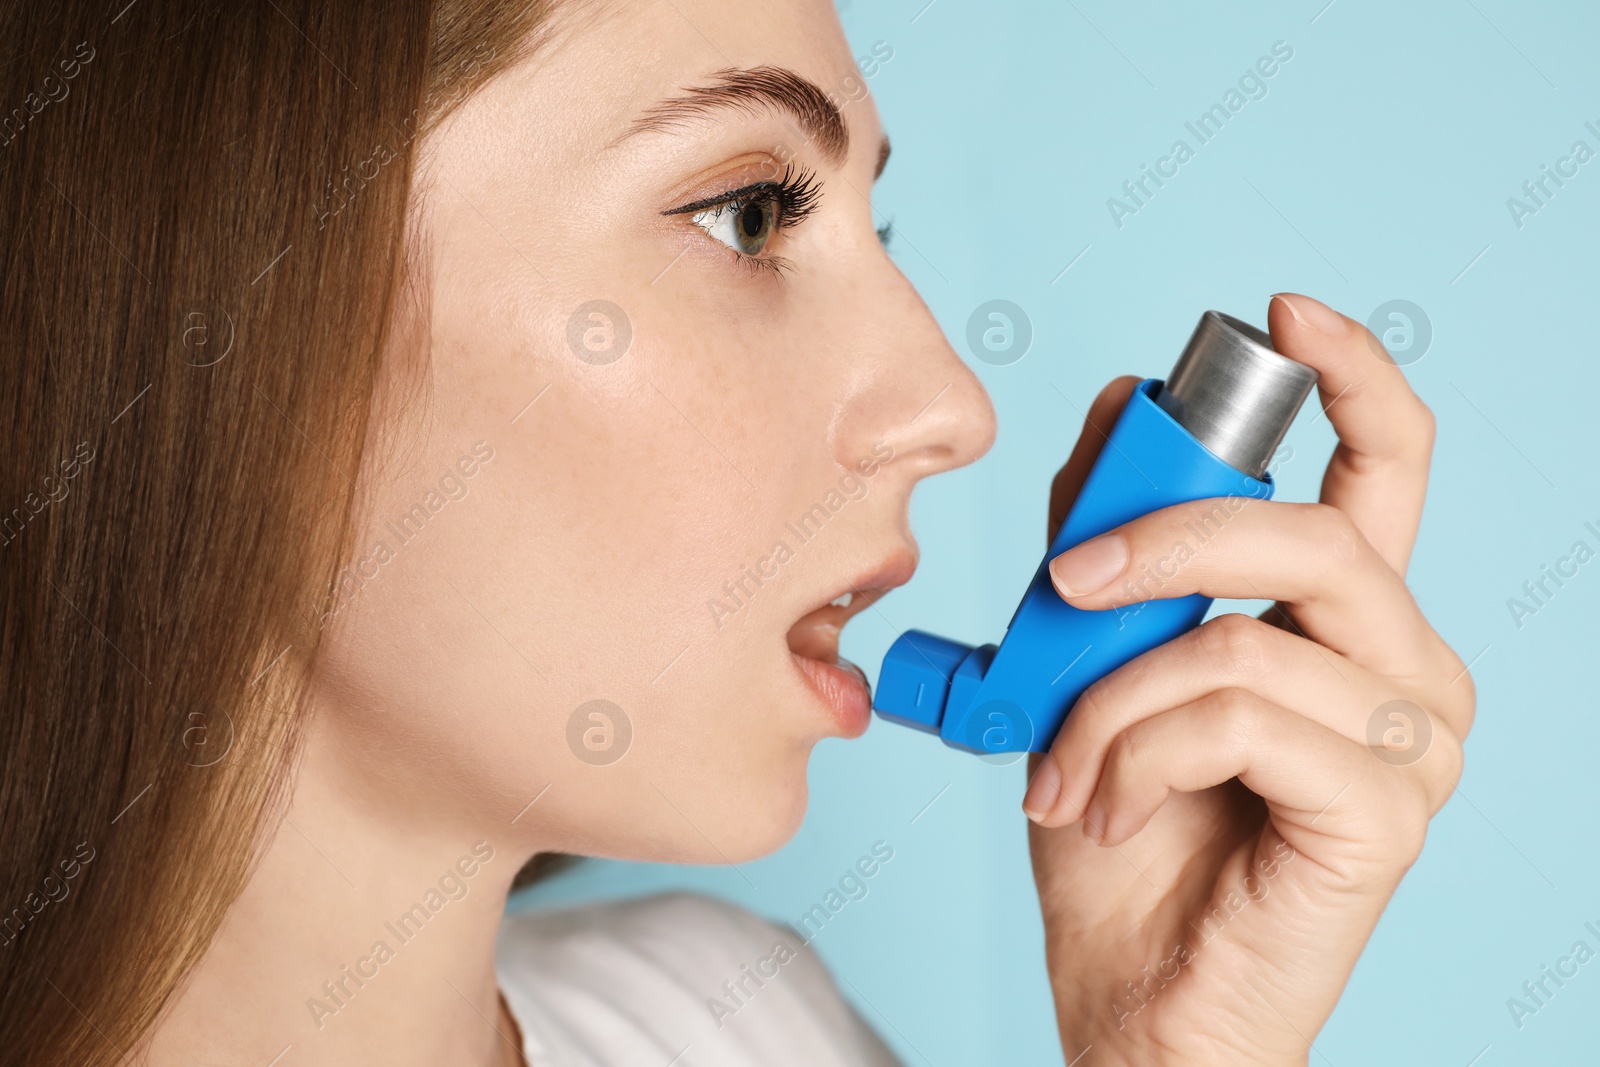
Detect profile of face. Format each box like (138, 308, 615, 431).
(307, 0, 996, 865)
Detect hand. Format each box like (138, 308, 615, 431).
(1022, 294, 1473, 1066)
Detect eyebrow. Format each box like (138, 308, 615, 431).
(623, 65, 854, 167)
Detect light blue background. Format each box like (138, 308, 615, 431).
(513, 1, 1600, 1062)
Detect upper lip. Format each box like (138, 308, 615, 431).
(786, 548, 918, 662)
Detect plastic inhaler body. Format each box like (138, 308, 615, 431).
(873, 311, 1316, 755)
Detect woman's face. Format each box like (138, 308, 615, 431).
(310, 0, 995, 863)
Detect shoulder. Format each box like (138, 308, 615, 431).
(497, 892, 900, 1067)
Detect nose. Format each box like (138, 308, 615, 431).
(828, 257, 997, 483)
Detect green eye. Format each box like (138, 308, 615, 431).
(692, 194, 779, 256)
(661, 167, 821, 274)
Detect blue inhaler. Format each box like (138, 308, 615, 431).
(873, 311, 1318, 755)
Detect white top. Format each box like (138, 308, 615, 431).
(496, 893, 902, 1067)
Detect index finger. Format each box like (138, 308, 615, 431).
(1267, 293, 1435, 576)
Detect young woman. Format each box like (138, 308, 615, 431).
(0, 1, 1470, 1064)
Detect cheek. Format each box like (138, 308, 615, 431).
(309, 327, 826, 860)
(317, 116, 878, 852)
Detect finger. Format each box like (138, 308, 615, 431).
(1031, 614, 1427, 828)
(1081, 689, 1437, 871)
(1267, 293, 1435, 576)
(1047, 376, 1141, 543)
(1046, 496, 1458, 681)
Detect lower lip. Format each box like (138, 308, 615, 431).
(790, 652, 873, 736)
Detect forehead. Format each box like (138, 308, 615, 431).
(479, 0, 879, 163)
(571, 0, 858, 91)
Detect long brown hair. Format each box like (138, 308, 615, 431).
(0, 2, 549, 1062)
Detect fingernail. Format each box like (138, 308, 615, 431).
(1272, 293, 1344, 335)
(1050, 534, 1127, 596)
(1022, 757, 1061, 822)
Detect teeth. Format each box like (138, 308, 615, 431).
(830, 592, 855, 609)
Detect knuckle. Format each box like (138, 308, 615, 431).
(1355, 774, 1433, 869)
(1422, 731, 1465, 812)
(1074, 678, 1116, 734)
(1372, 742, 1452, 865)
(1457, 685, 1477, 737)
(1444, 658, 1478, 739)
(1196, 614, 1270, 680)
(1071, 679, 1135, 758)
(1409, 397, 1437, 454)
(1387, 803, 1430, 869)
(1401, 782, 1435, 862)
(1208, 685, 1266, 741)
(1106, 725, 1145, 774)
(1309, 503, 1366, 569)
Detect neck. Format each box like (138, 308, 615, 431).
(143, 712, 529, 1067)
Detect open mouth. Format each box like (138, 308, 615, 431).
(787, 586, 890, 670)
(785, 553, 916, 732)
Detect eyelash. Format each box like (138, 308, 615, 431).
(662, 165, 822, 275)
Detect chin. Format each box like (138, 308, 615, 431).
(558, 749, 814, 867)
(704, 755, 814, 865)
(696, 757, 816, 865)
